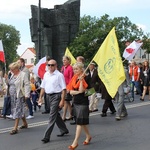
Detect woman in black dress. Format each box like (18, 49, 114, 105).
(67, 62, 91, 150)
(141, 60, 150, 101)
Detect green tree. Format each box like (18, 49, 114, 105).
(142, 33, 150, 53)
(0, 23, 20, 71)
(69, 14, 150, 64)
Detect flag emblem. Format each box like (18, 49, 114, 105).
(126, 48, 134, 54)
(104, 58, 116, 74)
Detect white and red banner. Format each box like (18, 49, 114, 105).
(123, 41, 143, 60)
(32, 56, 46, 79)
(0, 40, 5, 62)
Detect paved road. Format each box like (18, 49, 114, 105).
(0, 95, 150, 150)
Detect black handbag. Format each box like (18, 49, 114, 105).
(65, 93, 72, 101)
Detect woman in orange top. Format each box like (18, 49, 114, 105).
(67, 62, 91, 150)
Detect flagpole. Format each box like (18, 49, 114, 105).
(37, 0, 41, 62)
(83, 48, 100, 76)
(4, 62, 6, 72)
(3, 50, 7, 73)
(83, 59, 93, 74)
(80, 59, 94, 79)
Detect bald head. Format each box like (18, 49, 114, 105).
(49, 59, 57, 65)
(47, 59, 57, 73)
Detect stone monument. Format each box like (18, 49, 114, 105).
(29, 0, 80, 67)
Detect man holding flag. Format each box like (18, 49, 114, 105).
(91, 27, 125, 116)
(92, 27, 125, 98)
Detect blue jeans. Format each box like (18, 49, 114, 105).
(26, 98, 33, 116)
(31, 93, 38, 111)
(131, 81, 142, 99)
(2, 96, 11, 116)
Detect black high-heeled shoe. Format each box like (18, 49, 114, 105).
(101, 113, 107, 117)
(41, 138, 50, 143)
(140, 98, 144, 101)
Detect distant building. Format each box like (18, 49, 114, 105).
(134, 48, 150, 63)
(20, 48, 36, 71)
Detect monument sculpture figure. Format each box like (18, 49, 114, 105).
(29, 0, 80, 67)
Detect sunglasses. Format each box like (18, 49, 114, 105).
(47, 64, 55, 67)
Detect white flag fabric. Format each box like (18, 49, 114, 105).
(0, 40, 5, 62)
(123, 41, 143, 60)
(32, 56, 46, 79)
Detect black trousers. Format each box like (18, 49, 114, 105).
(102, 98, 116, 113)
(44, 93, 50, 112)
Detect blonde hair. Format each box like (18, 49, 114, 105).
(63, 55, 71, 64)
(73, 62, 84, 72)
(30, 76, 35, 80)
(9, 61, 20, 70)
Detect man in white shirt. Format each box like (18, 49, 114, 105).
(38, 59, 69, 143)
(42, 56, 51, 114)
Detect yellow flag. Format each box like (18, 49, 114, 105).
(92, 27, 125, 98)
(65, 47, 76, 65)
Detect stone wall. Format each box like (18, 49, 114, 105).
(29, 0, 80, 68)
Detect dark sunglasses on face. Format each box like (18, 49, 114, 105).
(47, 64, 55, 67)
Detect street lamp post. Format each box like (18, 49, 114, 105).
(37, 0, 41, 62)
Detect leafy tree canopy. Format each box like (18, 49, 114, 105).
(0, 23, 20, 71)
(69, 14, 150, 64)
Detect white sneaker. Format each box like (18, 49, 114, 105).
(6, 114, 13, 119)
(121, 113, 128, 117)
(26, 115, 34, 119)
(115, 116, 121, 121)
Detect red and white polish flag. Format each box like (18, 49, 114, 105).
(32, 56, 46, 79)
(123, 41, 143, 61)
(0, 40, 5, 62)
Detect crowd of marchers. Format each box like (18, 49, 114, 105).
(0, 56, 150, 150)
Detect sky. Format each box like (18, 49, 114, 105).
(0, 0, 150, 56)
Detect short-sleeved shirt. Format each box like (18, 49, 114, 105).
(41, 70, 66, 94)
